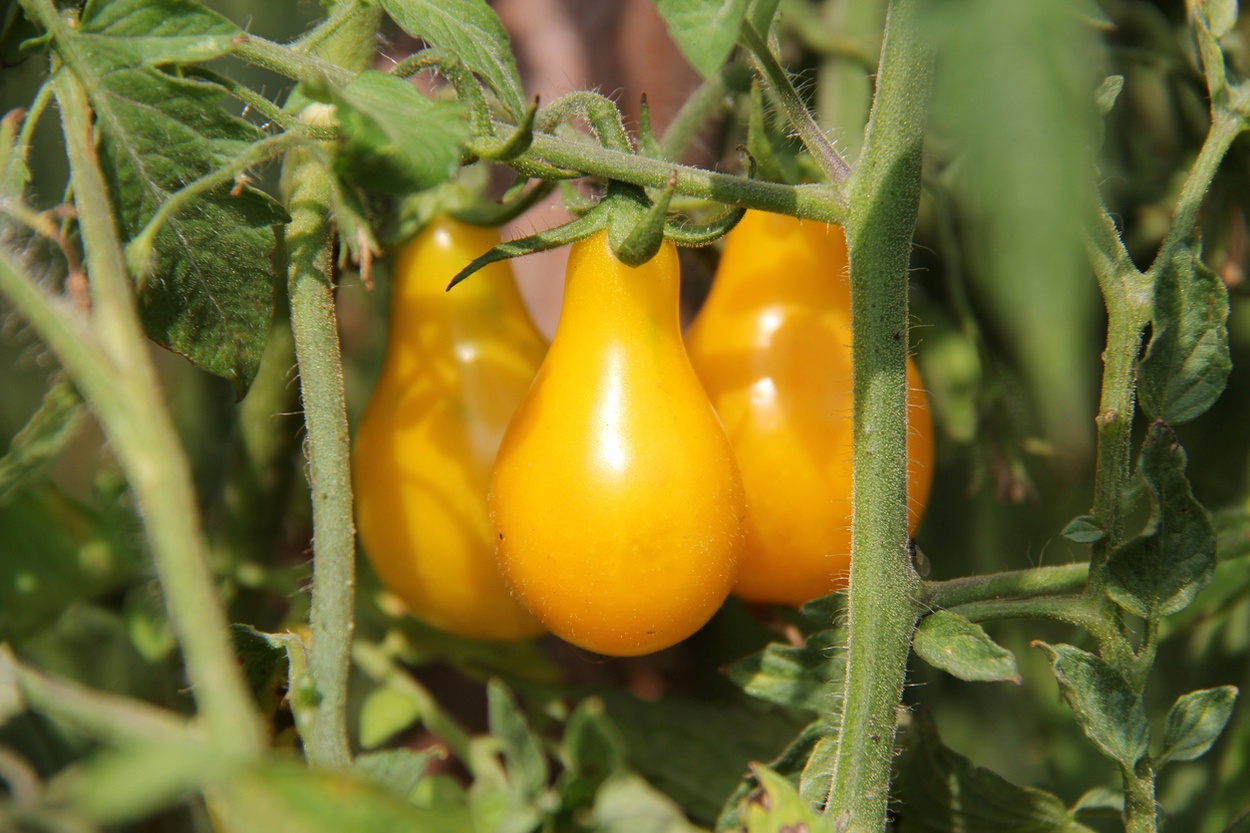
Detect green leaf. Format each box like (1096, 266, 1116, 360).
(1033, 642, 1150, 768)
(1071, 787, 1123, 818)
(68, 2, 288, 395)
(0, 379, 83, 504)
(740, 765, 830, 833)
(591, 771, 706, 833)
(1104, 423, 1216, 619)
(559, 697, 627, 811)
(598, 689, 802, 824)
(1214, 507, 1250, 561)
(378, 0, 526, 119)
(657, 0, 751, 79)
(221, 762, 468, 833)
(895, 715, 1098, 833)
(1202, 0, 1239, 38)
(78, 0, 241, 68)
(230, 625, 290, 716)
(332, 71, 468, 195)
(0, 489, 144, 644)
(913, 611, 1022, 684)
(927, 0, 1104, 455)
(1138, 243, 1231, 424)
(354, 749, 442, 798)
(358, 685, 423, 750)
(1156, 685, 1238, 767)
(65, 741, 235, 824)
(487, 680, 548, 802)
(724, 629, 842, 713)
(1062, 514, 1106, 544)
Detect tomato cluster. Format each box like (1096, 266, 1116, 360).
(354, 211, 934, 655)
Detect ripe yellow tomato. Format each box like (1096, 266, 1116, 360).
(685, 210, 935, 606)
(353, 217, 546, 640)
(489, 232, 746, 656)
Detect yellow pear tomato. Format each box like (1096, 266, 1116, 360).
(353, 217, 546, 640)
(489, 232, 746, 656)
(685, 210, 935, 606)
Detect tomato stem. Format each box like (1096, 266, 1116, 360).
(824, 0, 931, 829)
(4, 4, 267, 756)
(278, 5, 382, 769)
(923, 562, 1090, 609)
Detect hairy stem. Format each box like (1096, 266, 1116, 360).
(0, 57, 264, 756)
(275, 1, 381, 769)
(516, 127, 846, 222)
(923, 562, 1090, 609)
(281, 145, 355, 768)
(741, 21, 851, 183)
(825, 0, 931, 829)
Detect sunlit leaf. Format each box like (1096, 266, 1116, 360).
(72, 0, 287, 395)
(378, 0, 526, 119)
(657, 0, 750, 79)
(913, 610, 1021, 684)
(331, 71, 468, 195)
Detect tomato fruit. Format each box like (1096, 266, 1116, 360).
(685, 210, 935, 606)
(489, 231, 746, 656)
(353, 217, 546, 640)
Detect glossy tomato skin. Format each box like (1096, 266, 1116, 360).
(353, 217, 546, 641)
(686, 210, 935, 606)
(489, 232, 745, 656)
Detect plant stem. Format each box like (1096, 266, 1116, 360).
(1146, 111, 1245, 281)
(0, 63, 265, 757)
(923, 562, 1090, 609)
(741, 21, 852, 183)
(949, 594, 1105, 631)
(515, 127, 847, 222)
(659, 71, 732, 162)
(281, 146, 355, 768)
(824, 0, 931, 829)
(275, 1, 380, 769)
(234, 34, 355, 88)
(0, 647, 190, 746)
(1123, 760, 1158, 833)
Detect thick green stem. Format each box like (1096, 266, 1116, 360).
(276, 2, 380, 769)
(0, 59, 264, 757)
(923, 562, 1090, 609)
(824, 1, 931, 829)
(281, 147, 355, 768)
(1123, 760, 1158, 833)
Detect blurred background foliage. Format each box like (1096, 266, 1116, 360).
(1, 0, 1248, 830)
